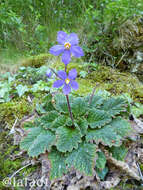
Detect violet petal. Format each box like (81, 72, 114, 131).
(57, 70, 67, 80)
(67, 33, 79, 45)
(68, 69, 77, 80)
(63, 84, 71, 95)
(61, 50, 71, 65)
(53, 80, 64, 88)
(57, 31, 67, 45)
(49, 45, 64, 56)
(71, 46, 84, 58)
(70, 80, 79, 90)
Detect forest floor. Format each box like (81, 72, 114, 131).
(0, 53, 143, 190)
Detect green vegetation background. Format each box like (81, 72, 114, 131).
(0, 0, 143, 64)
(0, 1, 143, 189)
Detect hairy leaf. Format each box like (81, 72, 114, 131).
(54, 94, 69, 113)
(71, 97, 88, 117)
(66, 143, 96, 176)
(96, 151, 106, 169)
(16, 84, 28, 97)
(87, 109, 112, 128)
(42, 94, 55, 112)
(101, 97, 126, 116)
(48, 149, 68, 179)
(85, 95, 104, 108)
(96, 167, 108, 180)
(110, 145, 128, 161)
(40, 111, 67, 131)
(86, 125, 122, 147)
(56, 126, 82, 152)
(50, 115, 68, 131)
(76, 118, 88, 136)
(20, 127, 56, 157)
(109, 117, 132, 137)
(40, 111, 59, 129)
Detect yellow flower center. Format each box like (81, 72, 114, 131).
(64, 42, 71, 50)
(65, 78, 70, 84)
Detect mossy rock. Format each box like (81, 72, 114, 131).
(0, 97, 32, 125)
(21, 53, 52, 68)
(71, 65, 143, 103)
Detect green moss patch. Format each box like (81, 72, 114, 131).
(75, 65, 143, 102)
(0, 97, 32, 125)
(21, 53, 52, 68)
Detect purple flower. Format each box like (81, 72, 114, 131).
(46, 69, 52, 78)
(53, 69, 79, 95)
(49, 31, 84, 65)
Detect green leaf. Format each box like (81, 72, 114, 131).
(85, 95, 104, 108)
(50, 115, 68, 131)
(87, 109, 112, 128)
(16, 84, 28, 97)
(79, 71, 87, 78)
(96, 151, 106, 169)
(109, 117, 132, 137)
(39, 111, 68, 131)
(39, 94, 55, 112)
(96, 167, 108, 180)
(71, 97, 88, 117)
(54, 94, 69, 113)
(20, 127, 56, 157)
(56, 126, 82, 152)
(101, 97, 126, 116)
(31, 80, 49, 92)
(48, 149, 68, 179)
(86, 125, 122, 147)
(132, 103, 143, 118)
(76, 118, 88, 136)
(40, 111, 59, 129)
(110, 145, 128, 161)
(66, 143, 96, 176)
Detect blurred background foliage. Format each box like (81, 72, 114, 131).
(0, 0, 143, 64)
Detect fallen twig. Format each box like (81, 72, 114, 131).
(10, 163, 32, 179)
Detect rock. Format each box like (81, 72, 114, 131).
(114, 16, 143, 81)
(67, 185, 79, 190)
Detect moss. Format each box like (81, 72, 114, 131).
(74, 66, 143, 103)
(115, 181, 143, 190)
(21, 53, 52, 68)
(0, 129, 22, 189)
(0, 129, 36, 190)
(74, 78, 94, 96)
(0, 97, 32, 125)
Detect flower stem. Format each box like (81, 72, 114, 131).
(88, 83, 99, 105)
(65, 65, 67, 72)
(66, 95, 74, 126)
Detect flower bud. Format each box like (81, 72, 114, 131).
(46, 69, 52, 78)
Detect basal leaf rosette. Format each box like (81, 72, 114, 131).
(20, 93, 132, 180)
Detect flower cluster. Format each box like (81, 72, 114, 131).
(48, 31, 84, 95)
